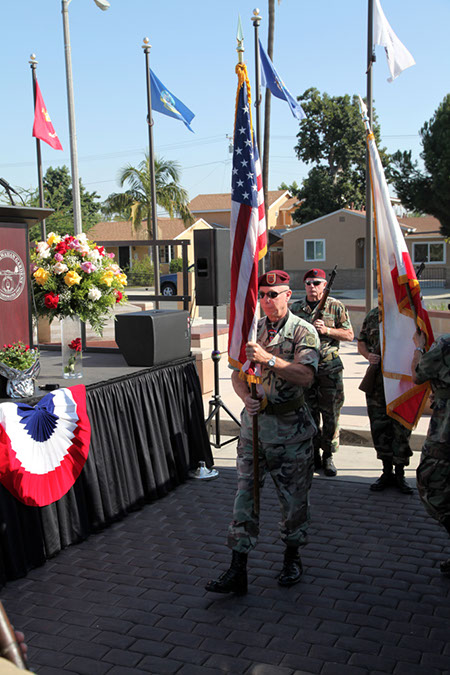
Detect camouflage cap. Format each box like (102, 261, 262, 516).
(258, 270, 290, 287)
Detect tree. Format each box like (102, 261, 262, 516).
(390, 94, 450, 236)
(103, 155, 193, 234)
(28, 166, 101, 241)
(291, 88, 388, 223)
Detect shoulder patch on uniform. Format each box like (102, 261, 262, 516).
(305, 334, 317, 347)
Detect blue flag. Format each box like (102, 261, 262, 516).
(258, 40, 306, 121)
(150, 70, 195, 132)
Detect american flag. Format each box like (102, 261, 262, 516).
(228, 63, 267, 379)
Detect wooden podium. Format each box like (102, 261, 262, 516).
(0, 206, 53, 347)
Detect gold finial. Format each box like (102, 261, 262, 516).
(142, 37, 151, 50)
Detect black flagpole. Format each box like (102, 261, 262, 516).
(365, 0, 375, 312)
(142, 37, 160, 308)
(29, 54, 46, 240)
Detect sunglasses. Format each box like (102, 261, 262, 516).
(259, 289, 289, 299)
(305, 280, 324, 287)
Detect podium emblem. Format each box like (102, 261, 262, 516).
(0, 249, 26, 302)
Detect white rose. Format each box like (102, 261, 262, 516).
(36, 242, 51, 258)
(77, 243, 91, 256)
(77, 233, 88, 244)
(88, 287, 102, 301)
(88, 249, 101, 262)
(52, 262, 69, 275)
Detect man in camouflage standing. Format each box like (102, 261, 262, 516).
(205, 271, 320, 595)
(412, 330, 450, 577)
(291, 269, 353, 477)
(358, 307, 413, 493)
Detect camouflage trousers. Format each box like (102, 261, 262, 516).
(227, 435, 314, 553)
(417, 448, 450, 526)
(305, 368, 344, 456)
(366, 393, 413, 466)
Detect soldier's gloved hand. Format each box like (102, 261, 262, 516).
(313, 319, 328, 335)
(368, 353, 381, 365)
(243, 393, 262, 416)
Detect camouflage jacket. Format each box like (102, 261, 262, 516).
(358, 307, 384, 399)
(290, 296, 352, 372)
(239, 310, 320, 443)
(414, 334, 450, 456)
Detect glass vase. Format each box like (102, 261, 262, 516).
(61, 316, 83, 379)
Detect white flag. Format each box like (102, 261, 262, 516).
(373, 0, 415, 82)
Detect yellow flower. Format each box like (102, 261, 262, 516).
(100, 271, 114, 287)
(64, 270, 82, 287)
(47, 232, 61, 246)
(116, 273, 128, 286)
(33, 267, 50, 286)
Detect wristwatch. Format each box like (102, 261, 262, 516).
(415, 347, 425, 355)
(267, 355, 276, 367)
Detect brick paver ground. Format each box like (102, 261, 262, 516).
(2, 469, 450, 674)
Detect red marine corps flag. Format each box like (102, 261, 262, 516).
(360, 98, 433, 429)
(32, 80, 63, 151)
(228, 61, 267, 381)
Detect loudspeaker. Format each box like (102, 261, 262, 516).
(115, 309, 191, 367)
(194, 229, 230, 306)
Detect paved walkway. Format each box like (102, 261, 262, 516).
(1, 339, 450, 674)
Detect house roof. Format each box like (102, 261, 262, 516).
(89, 218, 189, 243)
(282, 208, 366, 236)
(189, 190, 288, 213)
(279, 196, 300, 211)
(398, 216, 442, 237)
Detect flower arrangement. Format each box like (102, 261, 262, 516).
(0, 341, 39, 371)
(31, 232, 128, 335)
(65, 337, 82, 376)
(0, 341, 40, 398)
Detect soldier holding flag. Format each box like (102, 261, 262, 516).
(205, 271, 320, 594)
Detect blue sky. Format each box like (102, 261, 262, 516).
(1, 0, 449, 213)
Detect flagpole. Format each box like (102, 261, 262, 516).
(142, 37, 160, 308)
(29, 54, 46, 240)
(251, 8, 265, 275)
(236, 27, 260, 516)
(365, 0, 375, 312)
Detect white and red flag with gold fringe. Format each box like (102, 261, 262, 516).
(0, 385, 90, 506)
(228, 62, 267, 380)
(362, 100, 433, 429)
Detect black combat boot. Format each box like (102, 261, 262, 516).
(278, 546, 303, 586)
(205, 550, 248, 595)
(370, 460, 394, 491)
(322, 453, 337, 477)
(394, 464, 414, 494)
(314, 449, 322, 472)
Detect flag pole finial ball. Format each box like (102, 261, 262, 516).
(253, 8, 260, 15)
(30, 53, 36, 60)
(143, 37, 149, 44)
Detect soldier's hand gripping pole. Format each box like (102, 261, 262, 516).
(251, 383, 260, 516)
(0, 602, 27, 669)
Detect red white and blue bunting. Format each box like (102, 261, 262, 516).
(0, 385, 91, 507)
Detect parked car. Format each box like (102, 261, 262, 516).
(126, 265, 194, 295)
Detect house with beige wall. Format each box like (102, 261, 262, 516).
(88, 217, 211, 272)
(282, 209, 450, 290)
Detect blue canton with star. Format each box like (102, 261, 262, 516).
(231, 82, 259, 208)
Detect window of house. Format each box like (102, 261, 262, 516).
(159, 245, 174, 263)
(413, 242, 445, 264)
(305, 239, 325, 262)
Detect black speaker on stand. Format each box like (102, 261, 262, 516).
(194, 229, 240, 448)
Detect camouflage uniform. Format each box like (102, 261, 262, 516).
(414, 334, 450, 526)
(358, 308, 413, 465)
(290, 296, 352, 456)
(228, 310, 320, 553)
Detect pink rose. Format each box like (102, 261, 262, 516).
(54, 252, 64, 262)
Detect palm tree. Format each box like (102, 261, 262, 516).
(103, 155, 193, 235)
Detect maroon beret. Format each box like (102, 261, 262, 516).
(303, 268, 326, 282)
(258, 270, 290, 287)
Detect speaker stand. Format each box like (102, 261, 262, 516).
(205, 306, 240, 448)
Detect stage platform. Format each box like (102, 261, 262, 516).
(0, 353, 213, 587)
